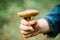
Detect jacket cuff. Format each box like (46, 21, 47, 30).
(43, 17, 59, 37)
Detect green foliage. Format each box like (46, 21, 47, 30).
(0, 0, 60, 40)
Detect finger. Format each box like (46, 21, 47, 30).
(20, 24, 34, 31)
(29, 20, 37, 27)
(20, 30, 31, 35)
(29, 20, 36, 25)
(20, 19, 29, 26)
(22, 34, 32, 38)
(20, 19, 28, 23)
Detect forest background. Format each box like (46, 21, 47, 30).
(0, 0, 60, 40)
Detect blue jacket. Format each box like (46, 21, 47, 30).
(43, 4, 60, 37)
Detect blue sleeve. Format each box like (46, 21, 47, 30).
(43, 4, 60, 37)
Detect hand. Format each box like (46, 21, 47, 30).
(20, 18, 51, 38)
(20, 19, 41, 38)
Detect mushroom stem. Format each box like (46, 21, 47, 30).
(24, 17, 31, 21)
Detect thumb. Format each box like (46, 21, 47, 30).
(29, 20, 37, 27)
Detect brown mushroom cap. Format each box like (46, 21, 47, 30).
(17, 10, 39, 17)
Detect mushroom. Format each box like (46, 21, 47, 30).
(17, 10, 39, 21)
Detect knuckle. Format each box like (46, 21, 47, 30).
(20, 21, 29, 26)
(24, 27, 34, 31)
(20, 24, 23, 29)
(29, 20, 37, 26)
(20, 24, 34, 32)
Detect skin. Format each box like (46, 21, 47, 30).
(20, 18, 52, 38)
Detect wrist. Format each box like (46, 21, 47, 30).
(37, 18, 52, 33)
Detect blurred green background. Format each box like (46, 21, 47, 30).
(0, 0, 60, 40)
